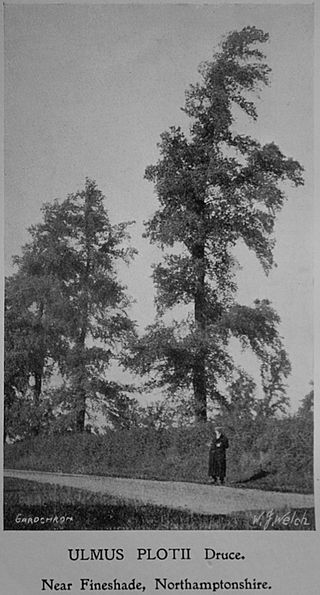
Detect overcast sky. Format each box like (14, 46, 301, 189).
(4, 3, 313, 411)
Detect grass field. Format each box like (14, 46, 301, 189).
(4, 477, 315, 531)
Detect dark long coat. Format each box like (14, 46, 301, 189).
(208, 433, 229, 480)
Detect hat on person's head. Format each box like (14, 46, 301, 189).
(214, 425, 223, 432)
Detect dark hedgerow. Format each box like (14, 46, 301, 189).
(5, 415, 313, 495)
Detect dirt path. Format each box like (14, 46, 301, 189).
(4, 469, 314, 515)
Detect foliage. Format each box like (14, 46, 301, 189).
(5, 395, 314, 494)
(127, 26, 304, 421)
(5, 179, 137, 436)
(4, 272, 68, 440)
(214, 381, 314, 492)
(297, 386, 314, 419)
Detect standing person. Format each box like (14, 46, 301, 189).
(208, 426, 229, 485)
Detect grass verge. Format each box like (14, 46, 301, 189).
(4, 477, 315, 531)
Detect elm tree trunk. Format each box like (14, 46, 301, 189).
(193, 242, 207, 422)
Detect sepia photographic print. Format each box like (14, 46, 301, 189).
(3, 2, 315, 538)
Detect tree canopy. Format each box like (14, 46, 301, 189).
(5, 179, 137, 437)
(127, 26, 304, 421)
